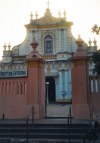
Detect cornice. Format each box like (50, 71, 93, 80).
(25, 21, 73, 30)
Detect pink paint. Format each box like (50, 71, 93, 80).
(0, 39, 45, 119)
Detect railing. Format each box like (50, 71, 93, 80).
(83, 121, 99, 143)
(67, 105, 72, 125)
(26, 106, 34, 143)
(42, 54, 57, 60)
(67, 105, 72, 143)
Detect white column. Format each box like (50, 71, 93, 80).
(65, 70, 68, 98)
(55, 77, 59, 101)
(56, 30, 59, 53)
(64, 29, 67, 51)
(69, 69, 72, 98)
(36, 30, 38, 41)
(59, 29, 62, 52)
(59, 70, 63, 99)
(67, 70, 70, 98)
(61, 30, 64, 52)
(66, 69, 72, 99)
(46, 82, 49, 104)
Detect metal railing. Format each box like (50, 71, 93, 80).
(83, 121, 99, 143)
(26, 106, 34, 143)
(67, 105, 72, 143)
(67, 105, 72, 125)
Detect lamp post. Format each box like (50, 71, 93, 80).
(46, 82, 49, 104)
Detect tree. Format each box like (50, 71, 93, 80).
(91, 24, 100, 75)
(92, 50, 100, 75)
(92, 24, 100, 35)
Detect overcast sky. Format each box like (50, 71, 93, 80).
(0, 0, 100, 57)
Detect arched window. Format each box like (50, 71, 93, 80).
(44, 35, 53, 54)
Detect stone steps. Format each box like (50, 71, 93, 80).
(0, 120, 99, 143)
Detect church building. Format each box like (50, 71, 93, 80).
(0, 4, 97, 104)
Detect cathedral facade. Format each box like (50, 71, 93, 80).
(1, 7, 97, 103)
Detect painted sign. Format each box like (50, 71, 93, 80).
(0, 70, 27, 78)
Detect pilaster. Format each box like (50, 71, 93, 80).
(72, 36, 91, 119)
(59, 70, 63, 99)
(26, 38, 45, 119)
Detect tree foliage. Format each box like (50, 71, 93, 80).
(91, 24, 100, 75)
(92, 24, 100, 35)
(92, 50, 100, 75)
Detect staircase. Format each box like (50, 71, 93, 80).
(0, 119, 99, 143)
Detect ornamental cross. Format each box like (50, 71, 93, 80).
(47, 0, 50, 8)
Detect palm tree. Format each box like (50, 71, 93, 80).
(92, 50, 100, 75)
(91, 24, 100, 75)
(92, 24, 100, 35)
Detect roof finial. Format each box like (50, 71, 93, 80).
(63, 10, 66, 19)
(76, 35, 84, 48)
(58, 10, 61, 18)
(30, 11, 33, 21)
(93, 37, 97, 46)
(3, 43, 7, 50)
(30, 37, 38, 50)
(8, 42, 11, 50)
(35, 12, 38, 19)
(88, 38, 92, 46)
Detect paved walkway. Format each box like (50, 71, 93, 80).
(47, 103, 71, 117)
(35, 103, 91, 125)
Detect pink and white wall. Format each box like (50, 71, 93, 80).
(72, 36, 100, 120)
(0, 39, 45, 119)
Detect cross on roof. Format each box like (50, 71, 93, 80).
(47, 0, 50, 8)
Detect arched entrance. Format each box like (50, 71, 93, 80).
(45, 77, 70, 118)
(45, 77, 56, 103)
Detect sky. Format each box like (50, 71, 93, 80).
(0, 0, 100, 58)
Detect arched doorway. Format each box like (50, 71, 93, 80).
(45, 77, 69, 118)
(45, 77, 56, 103)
